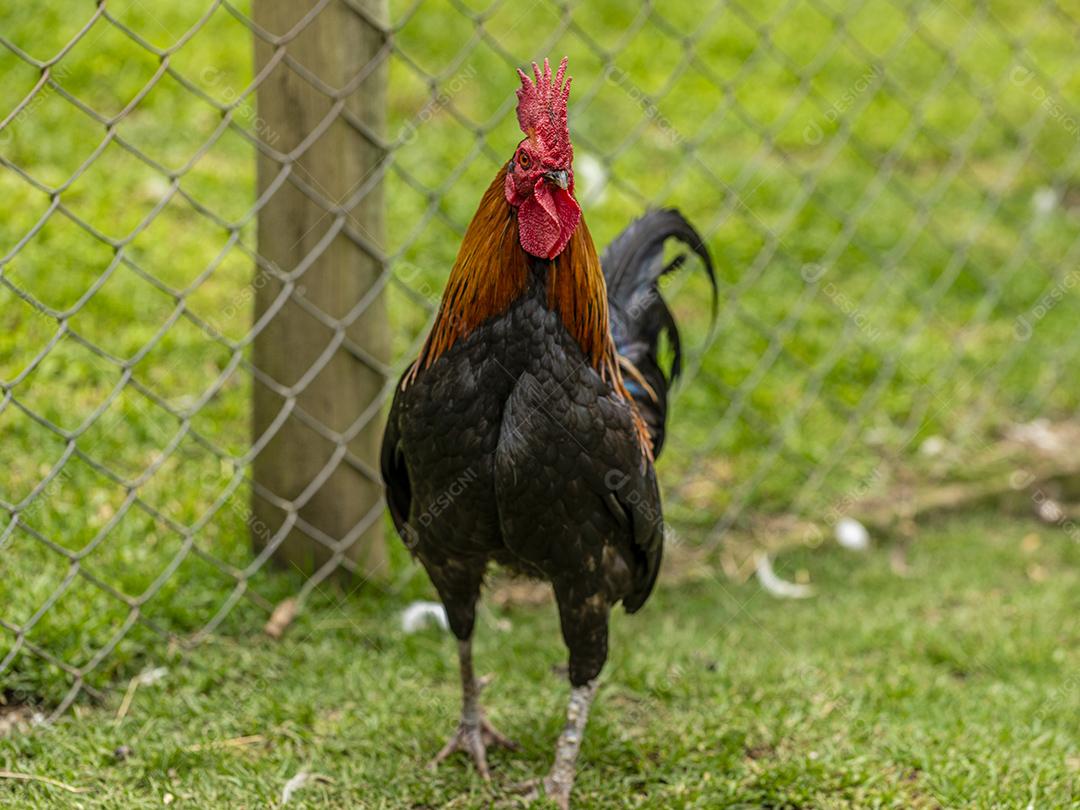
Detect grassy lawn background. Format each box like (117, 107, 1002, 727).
(1, 0, 1080, 803)
(2, 512, 1078, 807)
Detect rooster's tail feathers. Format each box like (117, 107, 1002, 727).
(601, 208, 716, 457)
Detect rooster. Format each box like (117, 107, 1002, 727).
(381, 57, 714, 808)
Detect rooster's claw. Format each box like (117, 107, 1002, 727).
(428, 715, 518, 780)
(510, 775, 570, 809)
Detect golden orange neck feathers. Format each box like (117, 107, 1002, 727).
(546, 213, 613, 373)
(408, 167, 616, 378)
(408, 168, 530, 380)
(404, 167, 652, 457)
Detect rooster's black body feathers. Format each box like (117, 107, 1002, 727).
(381, 209, 713, 686)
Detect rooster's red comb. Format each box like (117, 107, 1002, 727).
(515, 57, 573, 165)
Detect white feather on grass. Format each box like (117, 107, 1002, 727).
(400, 600, 449, 633)
(835, 517, 870, 551)
(754, 552, 814, 599)
(280, 771, 332, 805)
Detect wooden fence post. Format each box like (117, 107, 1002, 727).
(250, 0, 389, 579)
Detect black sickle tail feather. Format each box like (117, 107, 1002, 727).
(601, 208, 716, 457)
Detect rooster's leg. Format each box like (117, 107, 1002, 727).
(528, 679, 598, 809)
(428, 638, 518, 779)
(514, 587, 608, 808)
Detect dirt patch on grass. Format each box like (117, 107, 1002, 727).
(0, 692, 44, 738)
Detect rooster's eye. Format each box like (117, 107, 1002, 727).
(517, 151, 531, 169)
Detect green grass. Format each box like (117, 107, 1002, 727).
(2, 512, 1078, 807)
(2, 0, 1080, 777)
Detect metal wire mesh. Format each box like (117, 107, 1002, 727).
(2, 0, 1079, 717)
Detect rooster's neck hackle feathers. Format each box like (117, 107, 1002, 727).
(405, 166, 652, 457)
(549, 221, 655, 460)
(408, 167, 609, 378)
(515, 57, 573, 166)
(406, 169, 530, 384)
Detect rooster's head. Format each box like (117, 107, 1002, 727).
(505, 57, 581, 261)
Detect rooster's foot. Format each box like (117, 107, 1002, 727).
(510, 774, 571, 809)
(428, 713, 518, 780)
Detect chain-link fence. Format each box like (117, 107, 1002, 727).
(2, 0, 1079, 718)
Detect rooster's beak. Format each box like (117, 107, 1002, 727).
(543, 170, 570, 190)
